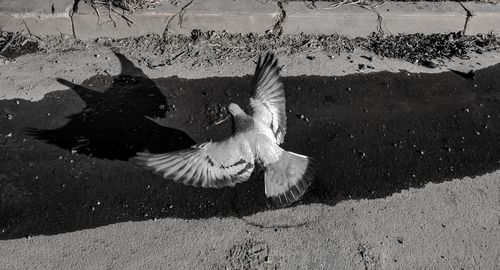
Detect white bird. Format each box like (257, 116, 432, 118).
(133, 53, 313, 206)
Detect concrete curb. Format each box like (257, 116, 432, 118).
(0, 0, 499, 38)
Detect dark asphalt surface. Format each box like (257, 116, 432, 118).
(1, 55, 500, 240)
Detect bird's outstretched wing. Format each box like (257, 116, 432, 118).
(132, 137, 255, 188)
(250, 53, 287, 144)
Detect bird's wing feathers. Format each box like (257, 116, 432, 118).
(133, 137, 255, 188)
(250, 53, 287, 144)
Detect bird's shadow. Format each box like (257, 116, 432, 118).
(26, 53, 195, 160)
(1, 54, 500, 239)
(5, 53, 268, 239)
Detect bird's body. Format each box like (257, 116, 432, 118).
(133, 53, 313, 206)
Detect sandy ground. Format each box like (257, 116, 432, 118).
(0, 173, 498, 269)
(0, 43, 499, 269)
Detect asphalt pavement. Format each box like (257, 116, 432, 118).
(1, 53, 499, 241)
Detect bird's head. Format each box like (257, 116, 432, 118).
(228, 103, 244, 116)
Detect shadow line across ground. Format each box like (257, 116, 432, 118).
(1, 54, 500, 239)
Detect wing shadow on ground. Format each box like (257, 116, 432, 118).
(1, 55, 500, 239)
(26, 53, 195, 160)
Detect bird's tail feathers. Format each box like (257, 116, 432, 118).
(264, 151, 313, 207)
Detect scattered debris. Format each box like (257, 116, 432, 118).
(1, 29, 499, 67)
(0, 32, 39, 59)
(360, 55, 373, 61)
(365, 32, 500, 67)
(206, 102, 229, 125)
(88, 0, 162, 12)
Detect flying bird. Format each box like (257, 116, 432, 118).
(133, 53, 313, 206)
